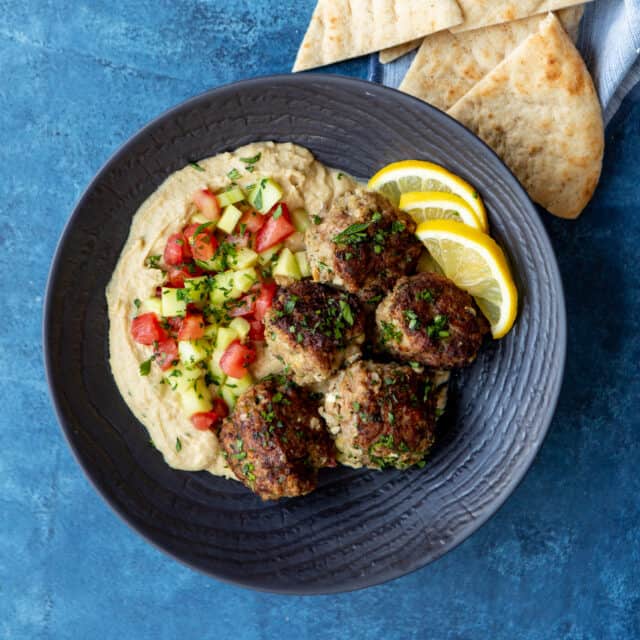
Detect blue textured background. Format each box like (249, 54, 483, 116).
(1, 1, 639, 638)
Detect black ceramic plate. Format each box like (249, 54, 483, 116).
(44, 75, 566, 594)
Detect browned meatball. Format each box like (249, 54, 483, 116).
(264, 282, 365, 385)
(218, 377, 335, 500)
(322, 361, 446, 470)
(375, 272, 490, 369)
(305, 190, 422, 303)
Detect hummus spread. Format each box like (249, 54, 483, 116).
(106, 142, 356, 479)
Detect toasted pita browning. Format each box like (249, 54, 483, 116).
(293, 0, 463, 72)
(447, 13, 603, 219)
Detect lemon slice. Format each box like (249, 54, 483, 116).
(368, 160, 487, 228)
(399, 191, 487, 232)
(415, 220, 518, 338)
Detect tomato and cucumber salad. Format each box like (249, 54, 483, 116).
(130, 176, 312, 433)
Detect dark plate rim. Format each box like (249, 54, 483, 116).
(43, 73, 567, 595)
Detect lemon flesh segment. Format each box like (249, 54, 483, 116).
(368, 160, 488, 228)
(399, 191, 487, 232)
(415, 220, 518, 339)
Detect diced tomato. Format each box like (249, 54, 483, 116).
(228, 294, 256, 317)
(166, 263, 202, 288)
(239, 208, 266, 234)
(154, 339, 179, 370)
(254, 203, 295, 253)
(254, 282, 277, 322)
(184, 223, 219, 262)
(190, 399, 228, 431)
(192, 189, 221, 222)
(131, 313, 168, 345)
(163, 232, 192, 265)
(177, 313, 205, 341)
(166, 316, 183, 333)
(248, 319, 265, 341)
(220, 340, 256, 379)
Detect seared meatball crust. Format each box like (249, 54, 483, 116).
(376, 272, 490, 369)
(264, 282, 365, 385)
(219, 377, 335, 501)
(322, 361, 441, 470)
(306, 190, 422, 303)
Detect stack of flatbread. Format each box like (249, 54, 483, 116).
(293, 2, 604, 219)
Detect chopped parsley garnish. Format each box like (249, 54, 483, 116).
(242, 462, 256, 482)
(145, 255, 162, 269)
(403, 309, 420, 330)
(426, 314, 449, 339)
(339, 300, 354, 326)
(133, 298, 141, 309)
(283, 295, 298, 315)
(415, 289, 434, 302)
(380, 321, 402, 344)
(332, 220, 373, 245)
(337, 172, 345, 180)
(189, 161, 205, 172)
(175, 437, 182, 452)
(391, 220, 406, 233)
(240, 152, 261, 165)
(312, 215, 322, 225)
(227, 168, 241, 181)
(139, 357, 154, 376)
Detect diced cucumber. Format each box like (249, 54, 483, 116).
(184, 276, 209, 306)
(291, 208, 311, 233)
(178, 339, 212, 364)
(138, 297, 163, 316)
(273, 248, 302, 280)
(228, 317, 250, 341)
(209, 271, 239, 305)
(217, 204, 243, 234)
(178, 377, 213, 414)
(217, 186, 245, 208)
(258, 243, 282, 265)
(195, 256, 223, 272)
(233, 267, 259, 295)
(164, 364, 203, 392)
(223, 373, 253, 396)
(229, 247, 258, 270)
(246, 178, 283, 214)
(208, 348, 227, 386)
(203, 324, 218, 339)
(221, 386, 237, 411)
(215, 327, 239, 352)
(295, 251, 311, 278)
(190, 212, 210, 225)
(161, 287, 188, 317)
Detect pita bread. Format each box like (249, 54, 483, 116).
(452, 0, 590, 33)
(293, 0, 463, 72)
(399, 6, 583, 111)
(379, 39, 422, 64)
(379, 3, 583, 65)
(447, 13, 603, 219)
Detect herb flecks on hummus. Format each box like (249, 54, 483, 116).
(106, 142, 356, 479)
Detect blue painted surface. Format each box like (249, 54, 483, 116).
(1, 1, 638, 638)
